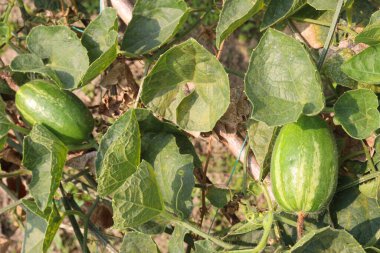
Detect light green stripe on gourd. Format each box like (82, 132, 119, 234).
(271, 115, 338, 213)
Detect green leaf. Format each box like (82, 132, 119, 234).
(82, 8, 118, 62)
(43, 206, 63, 252)
(0, 22, 11, 47)
(26, 26, 89, 89)
(141, 38, 230, 132)
(21, 200, 63, 253)
(355, 24, 380, 46)
(121, 0, 188, 55)
(225, 219, 264, 237)
(168, 226, 189, 253)
(247, 120, 278, 180)
(81, 8, 118, 85)
(142, 133, 194, 218)
(307, 0, 338, 10)
(359, 176, 380, 202)
(0, 97, 10, 151)
(369, 10, 380, 25)
(341, 45, 380, 84)
(22, 125, 67, 211)
(120, 232, 159, 253)
(194, 240, 218, 253)
(334, 89, 380, 140)
(96, 109, 140, 196)
(261, 0, 307, 30)
(290, 227, 365, 252)
(331, 188, 380, 246)
(245, 28, 324, 126)
(206, 186, 230, 208)
(10, 54, 61, 84)
(216, 0, 264, 48)
(22, 207, 47, 253)
(322, 48, 357, 89)
(112, 161, 164, 229)
(135, 108, 202, 168)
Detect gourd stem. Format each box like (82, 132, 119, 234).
(10, 123, 29, 135)
(297, 211, 305, 240)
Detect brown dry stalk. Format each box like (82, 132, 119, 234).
(297, 211, 306, 240)
(0, 72, 18, 92)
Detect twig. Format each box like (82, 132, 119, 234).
(362, 140, 377, 172)
(216, 41, 225, 60)
(198, 138, 213, 228)
(133, 59, 151, 108)
(337, 171, 380, 193)
(0, 72, 19, 92)
(59, 184, 90, 253)
(83, 196, 100, 253)
(317, 0, 345, 70)
(297, 212, 305, 240)
(67, 197, 119, 253)
(0, 169, 31, 178)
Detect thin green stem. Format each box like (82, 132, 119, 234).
(134, 59, 151, 108)
(162, 212, 235, 250)
(225, 67, 245, 79)
(0, 169, 31, 178)
(67, 140, 98, 152)
(361, 140, 377, 172)
(10, 123, 29, 135)
(273, 213, 317, 231)
(291, 17, 357, 36)
(321, 107, 334, 114)
(337, 171, 380, 193)
(317, 0, 345, 70)
(242, 142, 250, 195)
(59, 184, 89, 253)
(0, 195, 29, 215)
(83, 196, 99, 253)
(340, 150, 365, 165)
(0, 181, 18, 201)
(1, 0, 15, 23)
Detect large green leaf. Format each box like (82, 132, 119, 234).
(0, 22, 11, 47)
(168, 226, 189, 253)
(0, 97, 10, 151)
(331, 188, 380, 246)
(261, 0, 307, 30)
(121, 0, 188, 55)
(334, 89, 380, 140)
(247, 120, 278, 180)
(216, 0, 264, 48)
(22, 125, 68, 211)
(120, 232, 159, 253)
(290, 227, 365, 252)
(22, 200, 63, 253)
(322, 49, 357, 89)
(341, 45, 380, 84)
(10, 54, 61, 84)
(112, 161, 164, 229)
(245, 28, 324, 126)
(81, 8, 118, 85)
(11, 26, 89, 89)
(355, 24, 380, 46)
(307, 0, 338, 10)
(135, 108, 202, 168)
(22, 206, 47, 253)
(141, 39, 230, 132)
(142, 133, 194, 218)
(82, 7, 118, 62)
(43, 207, 63, 252)
(96, 109, 140, 196)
